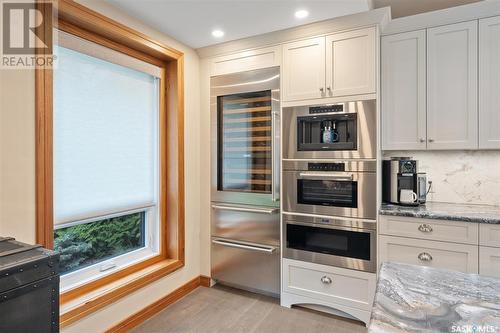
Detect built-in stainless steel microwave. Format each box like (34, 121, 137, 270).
(282, 160, 377, 220)
(283, 213, 376, 273)
(282, 100, 376, 160)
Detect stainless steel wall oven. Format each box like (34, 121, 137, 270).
(282, 160, 376, 219)
(283, 214, 376, 273)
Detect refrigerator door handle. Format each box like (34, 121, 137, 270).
(211, 204, 278, 215)
(212, 239, 277, 254)
(271, 98, 280, 202)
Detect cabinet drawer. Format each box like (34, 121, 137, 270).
(379, 235, 478, 273)
(282, 258, 376, 311)
(479, 224, 500, 247)
(479, 246, 500, 278)
(380, 215, 479, 245)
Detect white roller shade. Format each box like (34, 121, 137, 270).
(57, 30, 162, 78)
(53, 42, 159, 226)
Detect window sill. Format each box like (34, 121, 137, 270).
(60, 258, 184, 327)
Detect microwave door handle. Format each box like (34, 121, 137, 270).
(298, 172, 353, 181)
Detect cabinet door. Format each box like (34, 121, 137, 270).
(427, 21, 478, 149)
(282, 37, 325, 101)
(479, 16, 500, 149)
(479, 246, 500, 278)
(326, 27, 376, 97)
(381, 30, 427, 150)
(210, 45, 281, 76)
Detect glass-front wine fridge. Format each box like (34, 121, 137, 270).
(211, 67, 280, 207)
(210, 67, 280, 297)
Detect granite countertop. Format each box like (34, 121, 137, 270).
(380, 202, 500, 224)
(369, 262, 500, 333)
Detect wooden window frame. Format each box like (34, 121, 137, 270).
(35, 0, 185, 327)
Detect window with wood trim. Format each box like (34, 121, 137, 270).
(53, 30, 164, 291)
(35, 0, 184, 326)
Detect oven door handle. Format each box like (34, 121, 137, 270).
(298, 172, 353, 181)
(212, 239, 277, 254)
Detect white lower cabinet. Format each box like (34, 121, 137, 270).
(479, 223, 500, 248)
(281, 258, 376, 325)
(479, 246, 500, 278)
(479, 224, 500, 278)
(379, 235, 479, 273)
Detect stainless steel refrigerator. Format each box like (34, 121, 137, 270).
(210, 67, 280, 297)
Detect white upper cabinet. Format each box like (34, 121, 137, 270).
(210, 46, 281, 76)
(479, 16, 500, 149)
(427, 21, 478, 150)
(326, 27, 376, 97)
(282, 37, 325, 101)
(282, 27, 377, 102)
(381, 30, 427, 150)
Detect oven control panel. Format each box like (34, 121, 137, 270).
(309, 104, 344, 114)
(307, 163, 345, 171)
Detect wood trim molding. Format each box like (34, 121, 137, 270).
(200, 275, 212, 287)
(55, 0, 183, 61)
(35, 0, 55, 251)
(35, 0, 185, 325)
(105, 276, 210, 333)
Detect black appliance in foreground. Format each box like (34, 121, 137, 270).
(0, 237, 60, 333)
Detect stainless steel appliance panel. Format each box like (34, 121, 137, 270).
(283, 214, 376, 273)
(211, 67, 280, 207)
(211, 237, 280, 297)
(211, 203, 280, 246)
(282, 100, 376, 160)
(282, 161, 377, 219)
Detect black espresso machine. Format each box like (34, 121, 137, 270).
(382, 157, 427, 206)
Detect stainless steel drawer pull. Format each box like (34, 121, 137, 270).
(418, 224, 433, 233)
(211, 205, 278, 215)
(320, 276, 332, 284)
(417, 252, 433, 262)
(212, 239, 277, 254)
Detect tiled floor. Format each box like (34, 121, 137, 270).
(131, 285, 367, 333)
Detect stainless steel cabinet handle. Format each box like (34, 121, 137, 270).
(298, 172, 353, 181)
(418, 252, 433, 262)
(418, 224, 433, 233)
(428, 139, 435, 143)
(320, 276, 332, 284)
(326, 86, 331, 91)
(419, 138, 426, 143)
(212, 239, 277, 254)
(319, 87, 324, 92)
(211, 204, 278, 214)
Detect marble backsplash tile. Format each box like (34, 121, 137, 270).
(383, 151, 500, 207)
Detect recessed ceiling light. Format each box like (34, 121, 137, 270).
(295, 9, 309, 19)
(212, 29, 225, 38)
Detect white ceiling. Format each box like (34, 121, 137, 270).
(373, 0, 483, 18)
(105, 0, 371, 49)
